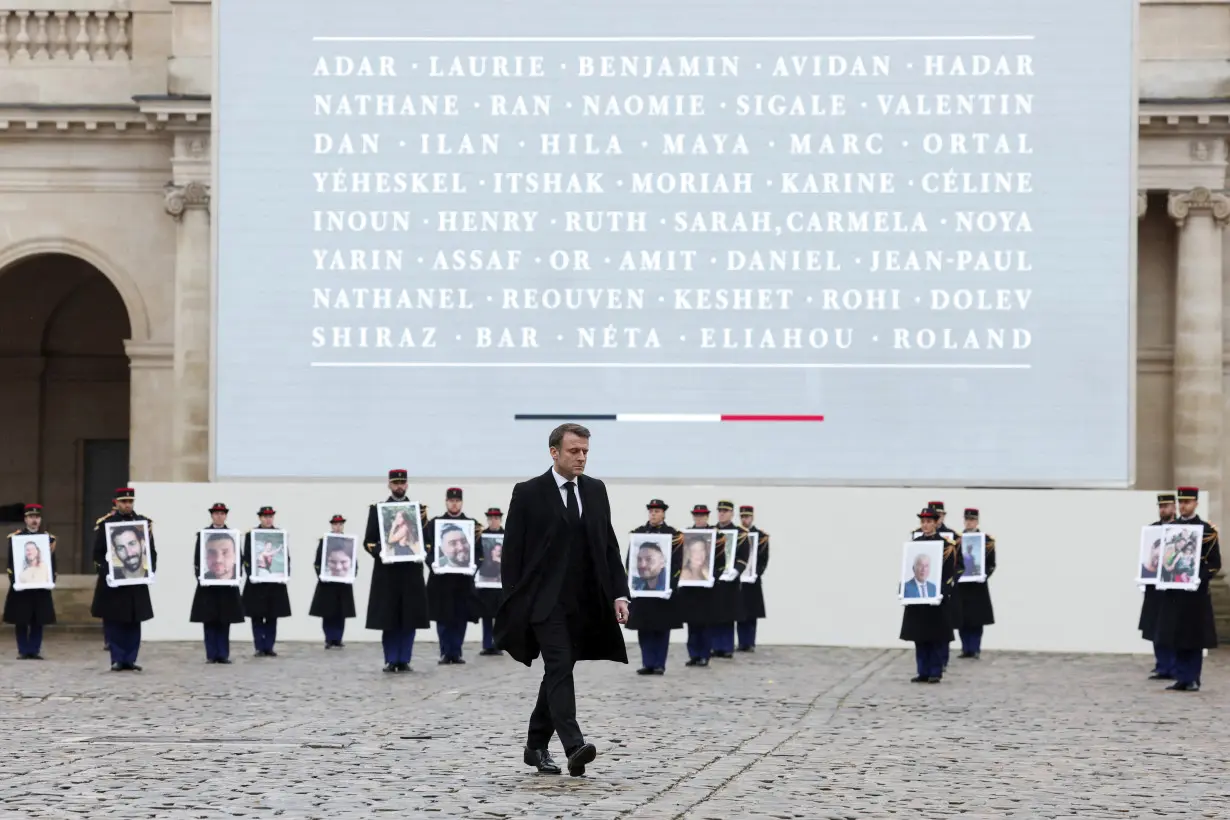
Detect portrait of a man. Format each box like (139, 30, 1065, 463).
(900, 542, 942, 604)
(628, 534, 672, 598)
(198, 529, 240, 586)
(678, 529, 717, 588)
(1137, 525, 1164, 584)
(475, 533, 503, 589)
(433, 520, 475, 574)
(321, 534, 357, 583)
(105, 521, 152, 586)
(251, 530, 288, 581)
(12, 533, 53, 591)
(378, 501, 423, 563)
(958, 533, 986, 583)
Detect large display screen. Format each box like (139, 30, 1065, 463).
(216, 0, 1134, 483)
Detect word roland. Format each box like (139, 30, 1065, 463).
(893, 328, 1032, 350)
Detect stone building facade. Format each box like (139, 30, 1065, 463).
(0, 0, 1228, 589)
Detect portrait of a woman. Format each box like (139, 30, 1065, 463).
(679, 536, 712, 584)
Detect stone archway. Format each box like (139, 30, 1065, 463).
(0, 253, 133, 574)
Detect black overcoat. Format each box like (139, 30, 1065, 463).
(956, 532, 996, 628)
(672, 526, 723, 625)
(425, 512, 481, 623)
(189, 526, 245, 624)
(493, 470, 630, 666)
(364, 499, 430, 631)
(3, 529, 57, 626)
(91, 512, 157, 623)
(309, 537, 357, 619)
(1138, 517, 1171, 639)
(624, 523, 683, 632)
(711, 526, 750, 624)
(474, 526, 504, 618)
(1154, 516, 1222, 650)
(737, 526, 771, 621)
(899, 533, 964, 643)
(241, 529, 292, 619)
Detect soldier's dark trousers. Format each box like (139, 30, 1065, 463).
(1174, 648, 1204, 685)
(203, 623, 230, 661)
(1153, 642, 1176, 676)
(481, 616, 495, 650)
(637, 630, 670, 669)
(941, 642, 950, 667)
(914, 641, 944, 678)
(15, 624, 44, 656)
(709, 623, 735, 654)
(436, 619, 466, 660)
(959, 627, 983, 655)
(382, 629, 415, 664)
(106, 621, 141, 666)
(322, 617, 345, 644)
(251, 617, 278, 653)
(736, 620, 757, 650)
(686, 623, 711, 660)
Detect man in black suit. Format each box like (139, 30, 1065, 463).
(494, 423, 631, 777)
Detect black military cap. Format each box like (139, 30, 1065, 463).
(964, 508, 979, 518)
(1177, 486, 1199, 501)
(329, 514, 346, 524)
(739, 505, 754, 514)
(691, 504, 710, 516)
(1157, 493, 1176, 505)
(918, 508, 939, 520)
(209, 502, 229, 514)
(446, 487, 463, 500)
(928, 500, 945, 512)
(114, 487, 135, 501)
(388, 469, 408, 481)
(716, 500, 734, 511)
(485, 507, 503, 518)
(257, 506, 276, 517)
(23, 503, 43, 515)
(647, 499, 668, 510)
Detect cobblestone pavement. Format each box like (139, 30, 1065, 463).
(0, 636, 1228, 819)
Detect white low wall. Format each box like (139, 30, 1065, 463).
(129, 481, 1179, 654)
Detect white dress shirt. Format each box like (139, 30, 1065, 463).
(552, 468, 583, 518)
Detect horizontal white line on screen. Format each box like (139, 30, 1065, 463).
(309, 362, 1031, 369)
(311, 35, 1037, 43)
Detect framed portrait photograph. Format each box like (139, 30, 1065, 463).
(320, 533, 358, 584)
(718, 528, 741, 574)
(249, 529, 289, 584)
(678, 529, 717, 588)
(377, 501, 424, 563)
(475, 533, 504, 589)
(740, 532, 759, 583)
(433, 519, 476, 575)
(10, 533, 54, 591)
(105, 520, 152, 587)
(1137, 525, 1165, 585)
(900, 541, 943, 605)
(628, 533, 672, 598)
(1156, 523, 1203, 591)
(198, 529, 241, 587)
(958, 533, 987, 583)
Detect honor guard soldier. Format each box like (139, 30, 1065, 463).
(242, 506, 292, 657)
(189, 503, 245, 663)
(931, 502, 958, 539)
(4, 503, 57, 659)
(736, 504, 770, 652)
(955, 508, 996, 659)
(426, 487, 482, 664)
(1141, 492, 1177, 679)
(626, 499, 684, 675)
(476, 506, 505, 656)
(91, 502, 117, 653)
(900, 507, 963, 683)
(92, 488, 157, 671)
(364, 469, 430, 672)
(710, 500, 750, 658)
(311, 514, 357, 648)
(928, 501, 960, 669)
(674, 504, 718, 667)
(1153, 486, 1222, 691)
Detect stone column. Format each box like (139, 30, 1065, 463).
(124, 341, 175, 481)
(164, 180, 211, 481)
(1167, 187, 1229, 521)
(1139, 190, 1147, 219)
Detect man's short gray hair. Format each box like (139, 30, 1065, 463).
(549, 423, 592, 450)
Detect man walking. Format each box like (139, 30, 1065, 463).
(494, 423, 630, 777)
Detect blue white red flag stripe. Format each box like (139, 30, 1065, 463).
(513, 413, 823, 423)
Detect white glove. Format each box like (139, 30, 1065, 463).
(720, 568, 739, 582)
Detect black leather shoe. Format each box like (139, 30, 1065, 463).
(451, 657, 466, 664)
(128, 664, 143, 672)
(712, 651, 734, 659)
(396, 662, 412, 672)
(479, 648, 502, 656)
(652, 668, 665, 675)
(383, 663, 398, 673)
(217, 658, 232, 664)
(566, 743, 596, 776)
(206, 658, 218, 664)
(334, 642, 345, 648)
(438, 657, 451, 665)
(523, 747, 562, 775)
(636, 667, 656, 675)
(910, 675, 927, 682)
(110, 662, 123, 672)
(265, 651, 278, 658)
(736, 646, 755, 653)
(684, 658, 709, 667)
(1150, 673, 1175, 680)
(1166, 681, 1200, 691)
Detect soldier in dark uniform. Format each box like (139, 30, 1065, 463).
(92, 487, 157, 671)
(675, 504, 718, 667)
(955, 507, 996, 659)
(426, 487, 482, 664)
(91, 503, 117, 652)
(1141, 492, 1177, 679)
(476, 506, 505, 656)
(900, 507, 963, 683)
(310, 514, 357, 649)
(709, 500, 749, 659)
(626, 499, 683, 675)
(1153, 486, 1222, 692)
(927, 501, 960, 670)
(736, 504, 770, 652)
(189, 502, 245, 663)
(241, 506, 291, 657)
(364, 469, 430, 672)
(4, 503, 57, 659)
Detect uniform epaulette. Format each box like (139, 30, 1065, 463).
(7, 529, 21, 538)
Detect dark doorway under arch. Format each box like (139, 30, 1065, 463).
(0, 252, 131, 573)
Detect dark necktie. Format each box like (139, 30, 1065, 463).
(563, 481, 580, 522)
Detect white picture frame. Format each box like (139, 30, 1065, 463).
(475, 533, 504, 589)
(958, 533, 987, 583)
(378, 501, 424, 563)
(900, 541, 943, 606)
(10, 533, 53, 591)
(198, 528, 241, 587)
(1137, 525, 1165, 585)
(104, 520, 152, 587)
(249, 529, 289, 584)
(319, 534, 358, 584)
(1156, 523, 1203, 591)
(433, 519, 476, 575)
(718, 528, 741, 574)
(740, 532, 759, 583)
(678, 529, 717, 588)
(628, 533, 672, 598)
